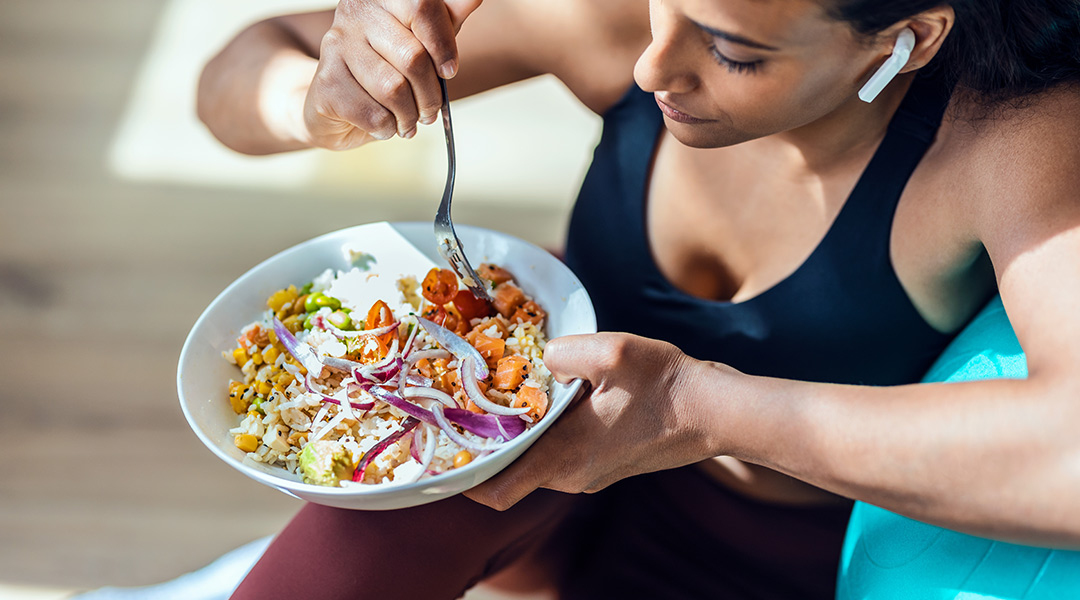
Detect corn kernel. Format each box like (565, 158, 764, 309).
(228, 392, 248, 414)
(267, 285, 299, 312)
(232, 348, 248, 365)
(251, 352, 264, 366)
(234, 434, 259, 453)
(453, 450, 473, 468)
(282, 314, 304, 334)
(263, 346, 280, 364)
(257, 380, 273, 396)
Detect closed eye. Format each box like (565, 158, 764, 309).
(708, 44, 762, 74)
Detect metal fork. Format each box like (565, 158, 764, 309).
(434, 77, 494, 303)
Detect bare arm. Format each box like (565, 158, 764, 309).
(468, 90, 1080, 547)
(197, 12, 327, 155)
(695, 94, 1080, 546)
(197, 0, 648, 155)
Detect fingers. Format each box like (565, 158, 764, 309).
(407, 0, 459, 81)
(445, 0, 484, 31)
(364, 18, 443, 133)
(305, 55, 396, 147)
(465, 450, 550, 511)
(305, 0, 484, 149)
(543, 332, 629, 385)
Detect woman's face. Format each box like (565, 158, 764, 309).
(634, 0, 885, 148)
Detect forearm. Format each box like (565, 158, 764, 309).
(197, 17, 320, 155)
(697, 362, 1080, 547)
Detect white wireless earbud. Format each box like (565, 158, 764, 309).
(858, 28, 916, 103)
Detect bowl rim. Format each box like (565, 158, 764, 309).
(176, 221, 596, 501)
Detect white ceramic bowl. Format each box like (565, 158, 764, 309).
(178, 222, 596, 510)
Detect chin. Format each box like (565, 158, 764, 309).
(662, 117, 757, 149)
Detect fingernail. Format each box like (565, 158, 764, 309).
(420, 114, 437, 125)
(439, 59, 457, 79)
(370, 130, 391, 141)
(401, 128, 416, 139)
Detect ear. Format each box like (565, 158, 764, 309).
(895, 6, 955, 73)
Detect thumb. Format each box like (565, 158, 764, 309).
(446, 0, 483, 30)
(543, 333, 614, 385)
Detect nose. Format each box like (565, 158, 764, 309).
(634, 13, 698, 94)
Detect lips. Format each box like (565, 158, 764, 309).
(654, 94, 711, 124)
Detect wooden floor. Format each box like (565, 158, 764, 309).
(0, 1, 568, 593)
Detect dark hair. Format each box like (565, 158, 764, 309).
(827, 0, 1080, 104)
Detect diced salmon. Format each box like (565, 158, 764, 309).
(492, 356, 532, 391)
(472, 333, 506, 369)
(466, 317, 510, 345)
(477, 263, 514, 286)
(492, 283, 527, 318)
(450, 369, 489, 400)
(511, 300, 546, 326)
(512, 386, 549, 421)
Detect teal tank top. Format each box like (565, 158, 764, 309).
(838, 296, 1080, 599)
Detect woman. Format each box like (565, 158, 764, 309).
(198, 0, 1080, 598)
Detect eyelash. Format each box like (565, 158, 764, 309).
(708, 44, 762, 74)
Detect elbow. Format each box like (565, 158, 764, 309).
(195, 20, 291, 156)
(195, 52, 250, 154)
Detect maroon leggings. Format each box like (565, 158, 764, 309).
(232, 466, 851, 599)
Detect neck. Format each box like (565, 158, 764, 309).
(766, 72, 916, 175)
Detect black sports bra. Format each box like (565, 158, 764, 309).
(564, 75, 956, 385)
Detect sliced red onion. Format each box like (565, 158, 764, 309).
(381, 374, 431, 390)
(364, 381, 527, 445)
(442, 407, 525, 440)
(404, 386, 456, 408)
(325, 320, 400, 339)
(398, 348, 452, 396)
(460, 356, 530, 416)
(431, 404, 511, 452)
(418, 424, 437, 473)
(417, 317, 488, 380)
(364, 384, 437, 426)
(405, 349, 452, 364)
(369, 356, 403, 381)
(409, 426, 423, 462)
(352, 417, 420, 482)
(401, 425, 437, 484)
(323, 356, 365, 373)
(272, 318, 324, 376)
(349, 338, 401, 382)
(495, 416, 512, 440)
(306, 374, 373, 410)
(401, 319, 420, 358)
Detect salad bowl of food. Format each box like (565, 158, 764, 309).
(178, 221, 596, 510)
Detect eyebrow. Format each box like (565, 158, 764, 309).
(690, 19, 780, 51)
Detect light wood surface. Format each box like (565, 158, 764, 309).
(0, 0, 570, 594)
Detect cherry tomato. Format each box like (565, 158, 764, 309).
(352, 334, 388, 363)
(451, 289, 493, 322)
(366, 299, 396, 346)
(421, 304, 447, 326)
(421, 268, 458, 305)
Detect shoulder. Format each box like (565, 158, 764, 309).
(935, 84, 1080, 247)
